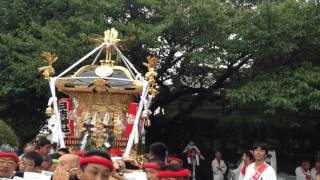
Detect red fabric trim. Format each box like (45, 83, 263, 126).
(156, 169, 191, 177)
(301, 167, 312, 180)
(241, 164, 246, 176)
(143, 163, 161, 170)
(0, 152, 19, 163)
(217, 159, 221, 167)
(79, 157, 114, 171)
(252, 163, 269, 180)
(241, 160, 254, 175)
(110, 149, 123, 157)
(168, 157, 183, 164)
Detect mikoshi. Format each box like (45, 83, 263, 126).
(38, 28, 159, 158)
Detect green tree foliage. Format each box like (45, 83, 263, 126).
(0, 0, 320, 142)
(228, 64, 320, 112)
(226, 0, 320, 127)
(0, 0, 118, 143)
(0, 120, 19, 147)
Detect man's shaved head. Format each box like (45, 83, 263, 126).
(56, 154, 80, 170)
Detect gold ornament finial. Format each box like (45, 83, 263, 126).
(104, 28, 120, 61)
(104, 28, 120, 45)
(88, 28, 135, 64)
(144, 56, 159, 97)
(45, 106, 53, 117)
(38, 52, 57, 80)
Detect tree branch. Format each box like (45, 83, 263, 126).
(151, 87, 207, 110)
(157, 50, 182, 76)
(170, 54, 252, 118)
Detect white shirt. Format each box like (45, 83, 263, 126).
(239, 163, 246, 180)
(243, 163, 277, 180)
(0, 172, 51, 180)
(239, 162, 253, 180)
(311, 168, 319, 180)
(23, 172, 51, 180)
(124, 172, 147, 180)
(212, 159, 227, 175)
(1, 177, 23, 180)
(295, 167, 312, 180)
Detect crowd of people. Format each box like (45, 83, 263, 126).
(0, 138, 191, 180)
(2, 139, 319, 180)
(211, 145, 320, 180)
(295, 159, 320, 180)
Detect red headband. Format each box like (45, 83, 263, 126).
(0, 152, 19, 163)
(110, 149, 123, 157)
(168, 157, 183, 164)
(157, 169, 191, 178)
(143, 163, 161, 170)
(79, 157, 114, 171)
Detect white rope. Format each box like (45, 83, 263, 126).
(112, 44, 143, 80)
(47, 97, 54, 107)
(120, 54, 136, 80)
(48, 78, 58, 143)
(115, 46, 139, 75)
(57, 76, 137, 83)
(57, 43, 106, 78)
(80, 132, 89, 150)
(134, 83, 150, 144)
(49, 77, 66, 148)
(144, 96, 152, 111)
(53, 80, 66, 148)
(124, 81, 150, 157)
(91, 47, 104, 65)
(109, 44, 136, 79)
(111, 44, 136, 79)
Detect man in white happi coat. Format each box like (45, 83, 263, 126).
(244, 142, 277, 180)
(295, 160, 312, 180)
(212, 150, 227, 180)
(311, 161, 320, 180)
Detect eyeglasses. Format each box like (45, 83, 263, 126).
(0, 159, 16, 166)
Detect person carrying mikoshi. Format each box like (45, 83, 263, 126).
(156, 165, 191, 180)
(0, 149, 20, 179)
